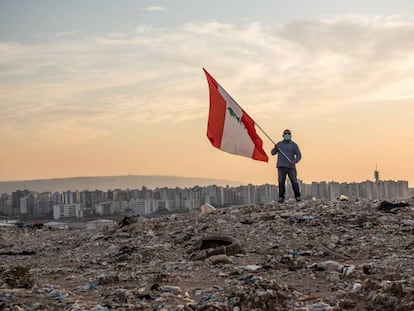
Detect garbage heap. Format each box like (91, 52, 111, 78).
(0, 198, 413, 310)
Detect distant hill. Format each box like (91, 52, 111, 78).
(0, 175, 244, 194)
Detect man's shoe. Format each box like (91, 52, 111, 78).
(295, 197, 301, 202)
(278, 197, 284, 203)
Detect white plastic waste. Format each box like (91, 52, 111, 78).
(200, 203, 217, 215)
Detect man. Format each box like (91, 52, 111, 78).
(271, 129, 302, 203)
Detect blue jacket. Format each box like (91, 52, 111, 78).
(271, 140, 302, 168)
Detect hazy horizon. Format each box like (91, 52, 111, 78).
(0, 173, 410, 191)
(0, 174, 242, 184)
(1, 1, 414, 187)
(0, 174, 246, 194)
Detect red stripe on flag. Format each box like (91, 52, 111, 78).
(241, 112, 268, 162)
(203, 68, 269, 163)
(204, 68, 226, 149)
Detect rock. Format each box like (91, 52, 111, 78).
(350, 282, 362, 293)
(115, 232, 131, 238)
(160, 285, 181, 295)
(401, 219, 414, 226)
(243, 264, 262, 271)
(96, 273, 119, 285)
(90, 233, 105, 241)
(1, 266, 34, 289)
(307, 260, 344, 272)
(208, 254, 233, 265)
(338, 195, 349, 201)
(362, 263, 376, 275)
(200, 203, 217, 215)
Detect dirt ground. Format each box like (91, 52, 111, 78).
(1, 198, 413, 310)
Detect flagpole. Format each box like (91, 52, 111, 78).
(253, 123, 292, 162)
(207, 69, 292, 163)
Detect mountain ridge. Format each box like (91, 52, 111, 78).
(0, 175, 244, 194)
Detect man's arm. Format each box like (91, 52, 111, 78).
(294, 143, 302, 163)
(271, 144, 278, 155)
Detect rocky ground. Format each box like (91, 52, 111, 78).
(1, 198, 414, 310)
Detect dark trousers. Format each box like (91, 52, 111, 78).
(278, 167, 301, 199)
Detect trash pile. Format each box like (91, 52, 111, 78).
(1, 198, 413, 310)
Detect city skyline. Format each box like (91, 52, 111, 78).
(2, 178, 411, 221)
(0, 172, 412, 195)
(1, 175, 411, 195)
(1, 1, 414, 187)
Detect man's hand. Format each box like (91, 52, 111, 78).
(271, 144, 279, 155)
(290, 160, 296, 166)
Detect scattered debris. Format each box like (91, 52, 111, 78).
(200, 203, 217, 215)
(15, 222, 44, 229)
(308, 260, 345, 272)
(288, 215, 318, 224)
(0, 250, 36, 256)
(338, 194, 349, 201)
(188, 235, 245, 260)
(377, 200, 410, 213)
(1, 266, 34, 289)
(208, 254, 233, 265)
(118, 215, 144, 227)
(0, 198, 413, 310)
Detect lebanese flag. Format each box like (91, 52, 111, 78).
(203, 68, 268, 162)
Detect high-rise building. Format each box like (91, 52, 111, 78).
(328, 182, 341, 200)
(397, 180, 409, 198)
(53, 204, 84, 220)
(311, 182, 320, 198)
(0, 194, 12, 215)
(11, 190, 30, 215)
(359, 181, 374, 200)
(319, 182, 329, 199)
(62, 191, 74, 205)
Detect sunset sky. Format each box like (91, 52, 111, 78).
(1, 0, 414, 187)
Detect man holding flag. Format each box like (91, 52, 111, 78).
(203, 68, 302, 203)
(271, 129, 302, 203)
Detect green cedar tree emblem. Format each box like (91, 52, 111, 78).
(227, 107, 242, 124)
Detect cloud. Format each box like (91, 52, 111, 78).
(2, 15, 414, 144)
(55, 31, 78, 38)
(0, 42, 25, 65)
(36, 120, 111, 146)
(139, 6, 167, 12)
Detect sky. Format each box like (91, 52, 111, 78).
(1, 0, 414, 187)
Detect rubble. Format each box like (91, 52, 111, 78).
(1, 266, 34, 289)
(188, 235, 245, 260)
(377, 200, 410, 213)
(0, 198, 413, 310)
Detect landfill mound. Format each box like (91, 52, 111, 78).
(1, 199, 413, 310)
